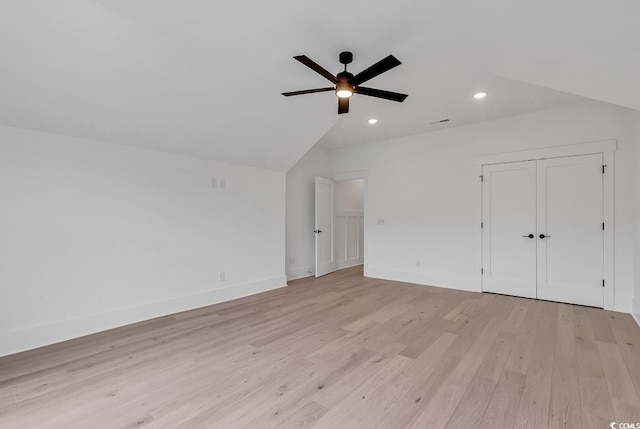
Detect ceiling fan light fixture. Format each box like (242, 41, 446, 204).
(336, 82, 354, 98)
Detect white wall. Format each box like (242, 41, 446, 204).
(285, 144, 332, 280)
(326, 101, 636, 313)
(335, 179, 364, 213)
(634, 111, 640, 324)
(334, 179, 365, 270)
(0, 125, 286, 357)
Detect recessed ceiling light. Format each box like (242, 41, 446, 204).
(473, 92, 487, 99)
(368, 119, 378, 124)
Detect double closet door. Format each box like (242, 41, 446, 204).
(481, 154, 604, 308)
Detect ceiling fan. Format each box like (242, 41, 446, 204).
(282, 51, 408, 114)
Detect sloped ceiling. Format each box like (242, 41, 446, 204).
(0, 1, 638, 171)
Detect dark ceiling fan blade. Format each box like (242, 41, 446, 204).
(355, 86, 408, 102)
(293, 55, 338, 84)
(282, 87, 335, 97)
(349, 55, 401, 87)
(338, 97, 349, 114)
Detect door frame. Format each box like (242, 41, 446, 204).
(333, 170, 369, 276)
(475, 140, 616, 310)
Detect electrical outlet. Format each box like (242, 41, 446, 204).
(220, 179, 226, 189)
(289, 258, 296, 265)
(416, 260, 421, 268)
(377, 219, 385, 225)
(218, 271, 225, 281)
(211, 178, 217, 188)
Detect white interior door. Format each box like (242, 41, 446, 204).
(315, 177, 336, 277)
(536, 154, 604, 307)
(482, 161, 537, 298)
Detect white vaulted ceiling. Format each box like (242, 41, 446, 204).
(0, 1, 638, 170)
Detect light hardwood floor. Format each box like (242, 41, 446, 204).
(1, 266, 639, 428)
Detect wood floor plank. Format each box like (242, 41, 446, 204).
(501, 299, 530, 333)
(548, 304, 581, 429)
(272, 401, 328, 429)
(597, 340, 640, 423)
(144, 405, 202, 429)
(405, 381, 468, 429)
(503, 302, 543, 375)
(375, 354, 461, 429)
(445, 330, 514, 428)
(445, 318, 503, 386)
(309, 354, 414, 428)
(479, 369, 526, 429)
(444, 377, 495, 428)
(587, 306, 617, 344)
(574, 306, 616, 427)
(475, 331, 515, 384)
(607, 312, 640, 396)
(312, 342, 407, 409)
(343, 299, 415, 331)
(513, 309, 557, 429)
(369, 332, 458, 429)
(1, 265, 639, 428)
(237, 347, 376, 428)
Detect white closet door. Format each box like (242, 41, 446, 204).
(536, 154, 604, 307)
(482, 161, 537, 298)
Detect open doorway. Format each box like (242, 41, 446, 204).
(334, 178, 365, 271)
(314, 174, 366, 278)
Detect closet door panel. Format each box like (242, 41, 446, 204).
(536, 154, 604, 307)
(482, 161, 537, 298)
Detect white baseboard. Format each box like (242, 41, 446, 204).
(0, 275, 287, 358)
(366, 268, 637, 315)
(287, 266, 315, 281)
(337, 258, 364, 270)
(633, 299, 640, 328)
(365, 267, 481, 293)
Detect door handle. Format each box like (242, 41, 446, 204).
(314, 230, 323, 234)
(522, 234, 534, 239)
(539, 234, 550, 239)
